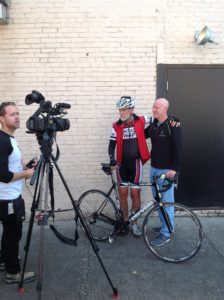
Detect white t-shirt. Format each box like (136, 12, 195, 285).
(0, 132, 23, 200)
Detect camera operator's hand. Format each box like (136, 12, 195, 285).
(12, 168, 35, 182)
(24, 168, 35, 179)
(24, 157, 37, 169)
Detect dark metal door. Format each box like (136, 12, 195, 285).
(157, 65, 224, 208)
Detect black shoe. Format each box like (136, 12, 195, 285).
(152, 227, 162, 234)
(118, 224, 129, 236)
(0, 261, 5, 272)
(150, 233, 170, 247)
(0, 253, 5, 271)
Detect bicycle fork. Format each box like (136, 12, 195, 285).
(157, 202, 174, 235)
(155, 180, 174, 235)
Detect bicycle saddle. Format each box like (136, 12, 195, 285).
(101, 163, 112, 175)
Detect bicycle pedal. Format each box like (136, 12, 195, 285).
(89, 218, 96, 225)
(109, 236, 115, 244)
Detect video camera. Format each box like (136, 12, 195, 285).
(25, 90, 70, 134)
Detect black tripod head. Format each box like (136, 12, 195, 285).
(37, 131, 55, 162)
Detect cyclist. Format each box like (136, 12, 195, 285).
(144, 98, 182, 246)
(108, 96, 152, 237)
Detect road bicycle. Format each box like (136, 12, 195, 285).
(77, 163, 203, 263)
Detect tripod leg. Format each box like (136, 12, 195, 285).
(36, 162, 51, 300)
(18, 206, 36, 293)
(51, 156, 118, 297)
(78, 206, 118, 296)
(18, 159, 45, 292)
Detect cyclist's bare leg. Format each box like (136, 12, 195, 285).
(118, 186, 129, 221)
(130, 187, 141, 224)
(130, 187, 142, 236)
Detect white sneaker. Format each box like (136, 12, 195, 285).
(5, 271, 36, 284)
(131, 223, 142, 237)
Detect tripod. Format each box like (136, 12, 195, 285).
(18, 134, 118, 299)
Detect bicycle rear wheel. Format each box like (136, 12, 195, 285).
(77, 189, 119, 241)
(143, 202, 203, 263)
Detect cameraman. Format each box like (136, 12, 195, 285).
(0, 102, 36, 284)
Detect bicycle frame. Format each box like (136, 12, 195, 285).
(105, 172, 120, 210)
(129, 199, 155, 222)
(80, 164, 203, 262)
(106, 170, 174, 242)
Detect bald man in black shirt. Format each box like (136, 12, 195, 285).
(145, 98, 182, 246)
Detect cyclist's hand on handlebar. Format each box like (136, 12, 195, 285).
(109, 158, 117, 170)
(166, 170, 176, 179)
(110, 165, 117, 171)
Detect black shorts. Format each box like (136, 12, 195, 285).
(116, 159, 142, 188)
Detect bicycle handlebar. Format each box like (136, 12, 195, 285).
(101, 163, 113, 175)
(153, 173, 177, 193)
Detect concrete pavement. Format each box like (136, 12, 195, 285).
(0, 216, 224, 300)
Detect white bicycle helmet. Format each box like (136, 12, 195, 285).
(116, 96, 135, 109)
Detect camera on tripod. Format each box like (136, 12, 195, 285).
(21, 92, 117, 299)
(25, 90, 70, 134)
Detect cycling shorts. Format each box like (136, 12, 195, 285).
(116, 159, 142, 188)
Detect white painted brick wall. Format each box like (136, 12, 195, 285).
(0, 0, 223, 214)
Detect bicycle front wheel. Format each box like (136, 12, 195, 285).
(77, 189, 119, 241)
(143, 202, 203, 263)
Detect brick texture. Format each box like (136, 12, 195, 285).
(0, 0, 223, 212)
